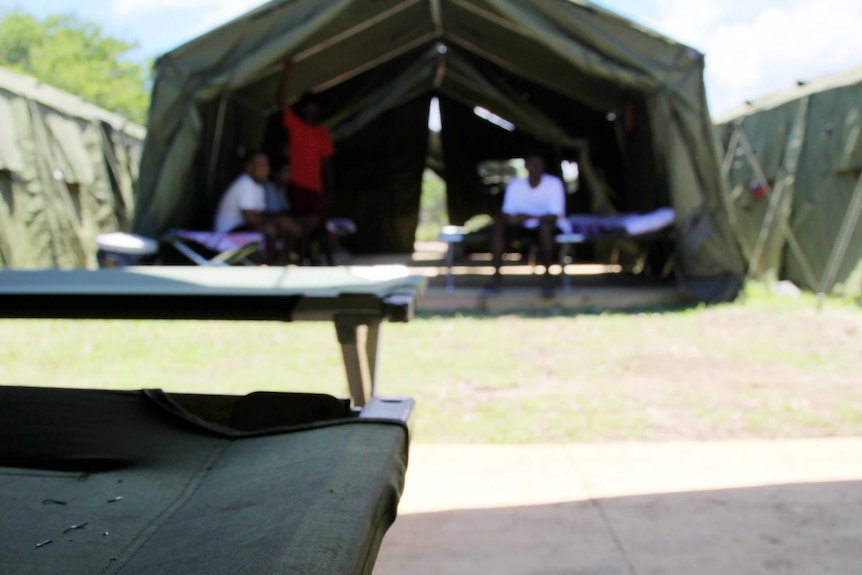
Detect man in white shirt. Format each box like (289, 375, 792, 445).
(214, 151, 300, 265)
(483, 152, 570, 297)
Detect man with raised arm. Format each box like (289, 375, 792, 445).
(279, 60, 336, 263)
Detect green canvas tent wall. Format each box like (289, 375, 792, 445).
(716, 64, 862, 298)
(134, 0, 744, 302)
(0, 66, 145, 269)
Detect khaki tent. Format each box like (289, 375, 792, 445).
(0, 66, 145, 269)
(135, 0, 744, 301)
(716, 64, 862, 297)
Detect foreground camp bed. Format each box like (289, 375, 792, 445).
(0, 386, 411, 575)
(0, 266, 426, 406)
(0, 265, 424, 575)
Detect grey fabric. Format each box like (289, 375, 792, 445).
(0, 386, 408, 575)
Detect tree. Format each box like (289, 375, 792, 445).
(0, 9, 151, 124)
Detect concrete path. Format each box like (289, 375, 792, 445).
(374, 440, 862, 574)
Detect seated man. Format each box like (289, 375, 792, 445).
(263, 159, 293, 216)
(214, 151, 300, 265)
(483, 152, 570, 297)
(263, 159, 322, 264)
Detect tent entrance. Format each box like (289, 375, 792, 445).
(134, 0, 745, 302)
(195, 80, 655, 259)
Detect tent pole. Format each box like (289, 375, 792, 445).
(207, 94, 229, 201)
(818, 169, 862, 295)
(721, 124, 742, 176)
(430, 0, 445, 88)
(736, 127, 778, 273)
(719, 124, 746, 237)
(782, 225, 821, 292)
(313, 33, 436, 93)
(733, 118, 819, 290)
(293, 0, 422, 63)
(246, 1, 424, 88)
(450, 0, 531, 38)
(746, 96, 809, 280)
(429, 0, 443, 34)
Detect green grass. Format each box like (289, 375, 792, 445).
(1, 286, 860, 443)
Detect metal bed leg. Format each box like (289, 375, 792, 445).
(560, 243, 572, 293)
(438, 226, 465, 293)
(555, 233, 585, 293)
(445, 241, 456, 292)
(334, 314, 382, 407)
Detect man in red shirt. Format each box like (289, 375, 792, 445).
(279, 61, 335, 263)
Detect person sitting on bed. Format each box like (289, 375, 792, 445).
(263, 158, 326, 264)
(482, 151, 571, 298)
(214, 150, 300, 265)
(263, 159, 293, 216)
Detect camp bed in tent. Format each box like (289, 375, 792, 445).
(157, 222, 355, 267)
(438, 208, 678, 291)
(0, 265, 425, 574)
(161, 230, 265, 266)
(556, 207, 679, 291)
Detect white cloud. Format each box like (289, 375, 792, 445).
(649, 0, 862, 114)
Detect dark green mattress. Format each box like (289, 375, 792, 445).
(0, 386, 409, 575)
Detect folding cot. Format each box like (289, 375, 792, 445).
(96, 231, 263, 267)
(0, 265, 426, 574)
(439, 207, 677, 291)
(556, 207, 678, 291)
(161, 229, 265, 266)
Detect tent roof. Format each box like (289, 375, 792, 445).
(0, 66, 145, 139)
(715, 63, 862, 124)
(151, 0, 706, 143)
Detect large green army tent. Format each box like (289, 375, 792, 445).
(716, 64, 862, 298)
(134, 0, 744, 301)
(0, 66, 145, 269)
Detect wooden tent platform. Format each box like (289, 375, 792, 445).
(347, 242, 693, 314)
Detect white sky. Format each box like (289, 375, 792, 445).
(4, 0, 862, 116)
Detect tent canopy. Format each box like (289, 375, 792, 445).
(135, 0, 744, 300)
(716, 64, 862, 297)
(0, 66, 144, 268)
